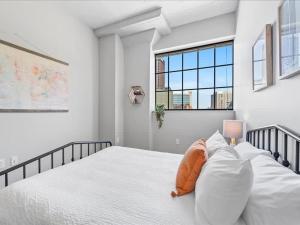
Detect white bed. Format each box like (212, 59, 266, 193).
(0, 146, 247, 225)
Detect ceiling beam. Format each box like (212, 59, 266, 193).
(94, 8, 171, 37)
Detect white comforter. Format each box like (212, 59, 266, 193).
(0, 146, 197, 225)
(0, 146, 247, 225)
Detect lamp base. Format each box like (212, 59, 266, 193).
(230, 138, 237, 146)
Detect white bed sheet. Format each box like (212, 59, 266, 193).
(0, 146, 247, 225)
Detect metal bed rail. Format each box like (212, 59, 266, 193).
(0, 141, 112, 187)
(246, 124, 300, 174)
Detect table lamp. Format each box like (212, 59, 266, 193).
(223, 120, 243, 146)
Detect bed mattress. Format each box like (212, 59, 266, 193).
(0, 146, 197, 225)
(0, 146, 247, 225)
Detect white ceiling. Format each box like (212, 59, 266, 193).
(60, 0, 238, 30)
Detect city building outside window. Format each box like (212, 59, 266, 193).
(155, 41, 233, 110)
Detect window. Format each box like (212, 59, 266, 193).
(155, 41, 233, 110)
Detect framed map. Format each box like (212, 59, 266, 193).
(0, 39, 69, 112)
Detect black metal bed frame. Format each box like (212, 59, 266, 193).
(246, 124, 300, 174)
(0, 141, 112, 187)
(1, 125, 299, 187)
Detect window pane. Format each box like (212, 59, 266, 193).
(216, 44, 232, 65)
(198, 89, 214, 109)
(183, 90, 197, 109)
(215, 88, 233, 109)
(253, 61, 266, 83)
(169, 72, 182, 90)
(253, 61, 266, 89)
(156, 55, 168, 73)
(169, 91, 182, 109)
(183, 70, 197, 89)
(199, 48, 214, 68)
(156, 73, 168, 91)
(156, 92, 168, 109)
(183, 51, 197, 69)
(216, 65, 232, 87)
(169, 53, 182, 71)
(155, 41, 233, 111)
(281, 56, 293, 75)
(253, 37, 265, 61)
(199, 68, 214, 88)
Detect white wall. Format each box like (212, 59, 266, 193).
(152, 111, 234, 154)
(122, 30, 156, 150)
(0, 2, 99, 168)
(154, 12, 236, 53)
(234, 0, 300, 133)
(96, 12, 237, 153)
(151, 13, 236, 153)
(99, 34, 125, 146)
(115, 13, 236, 153)
(115, 35, 125, 146)
(99, 35, 116, 144)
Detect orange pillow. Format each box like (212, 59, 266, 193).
(171, 139, 208, 197)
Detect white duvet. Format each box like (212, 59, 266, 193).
(0, 146, 247, 225)
(0, 146, 197, 225)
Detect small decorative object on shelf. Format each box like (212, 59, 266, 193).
(155, 104, 166, 128)
(128, 86, 145, 104)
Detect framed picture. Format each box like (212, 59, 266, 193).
(252, 24, 273, 91)
(0, 39, 69, 112)
(279, 0, 300, 79)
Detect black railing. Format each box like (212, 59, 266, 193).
(246, 124, 300, 174)
(0, 141, 112, 187)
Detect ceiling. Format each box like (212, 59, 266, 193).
(60, 0, 239, 30)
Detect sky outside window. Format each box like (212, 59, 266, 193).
(169, 53, 182, 71)
(155, 42, 233, 110)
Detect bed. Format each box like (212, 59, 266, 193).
(0, 147, 195, 225)
(0, 124, 299, 225)
(0, 145, 248, 225)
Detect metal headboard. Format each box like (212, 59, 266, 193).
(246, 124, 300, 174)
(0, 141, 112, 187)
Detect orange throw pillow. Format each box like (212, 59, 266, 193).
(171, 139, 208, 197)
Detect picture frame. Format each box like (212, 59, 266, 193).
(252, 24, 273, 91)
(278, 0, 300, 79)
(0, 39, 69, 112)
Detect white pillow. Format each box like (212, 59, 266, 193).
(195, 149, 253, 225)
(222, 145, 240, 159)
(206, 130, 229, 157)
(234, 142, 271, 160)
(243, 155, 300, 225)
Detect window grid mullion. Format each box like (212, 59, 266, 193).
(197, 49, 199, 109)
(157, 63, 233, 74)
(168, 54, 170, 109)
(156, 41, 232, 58)
(156, 86, 232, 92)
(155, 41, 233, 111)
(181, 53, 184, 110)
(213, 47, 216, 109)
(232, 42, 234, 110)
(155, 56, 157, 109)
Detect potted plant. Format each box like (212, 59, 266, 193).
(155, 104, 166, 128)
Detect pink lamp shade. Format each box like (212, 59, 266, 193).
(223, 120, 243, 140)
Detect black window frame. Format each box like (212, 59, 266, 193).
(155, 40, 234, 111)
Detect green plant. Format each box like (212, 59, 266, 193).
(155, 104, 166, 128)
